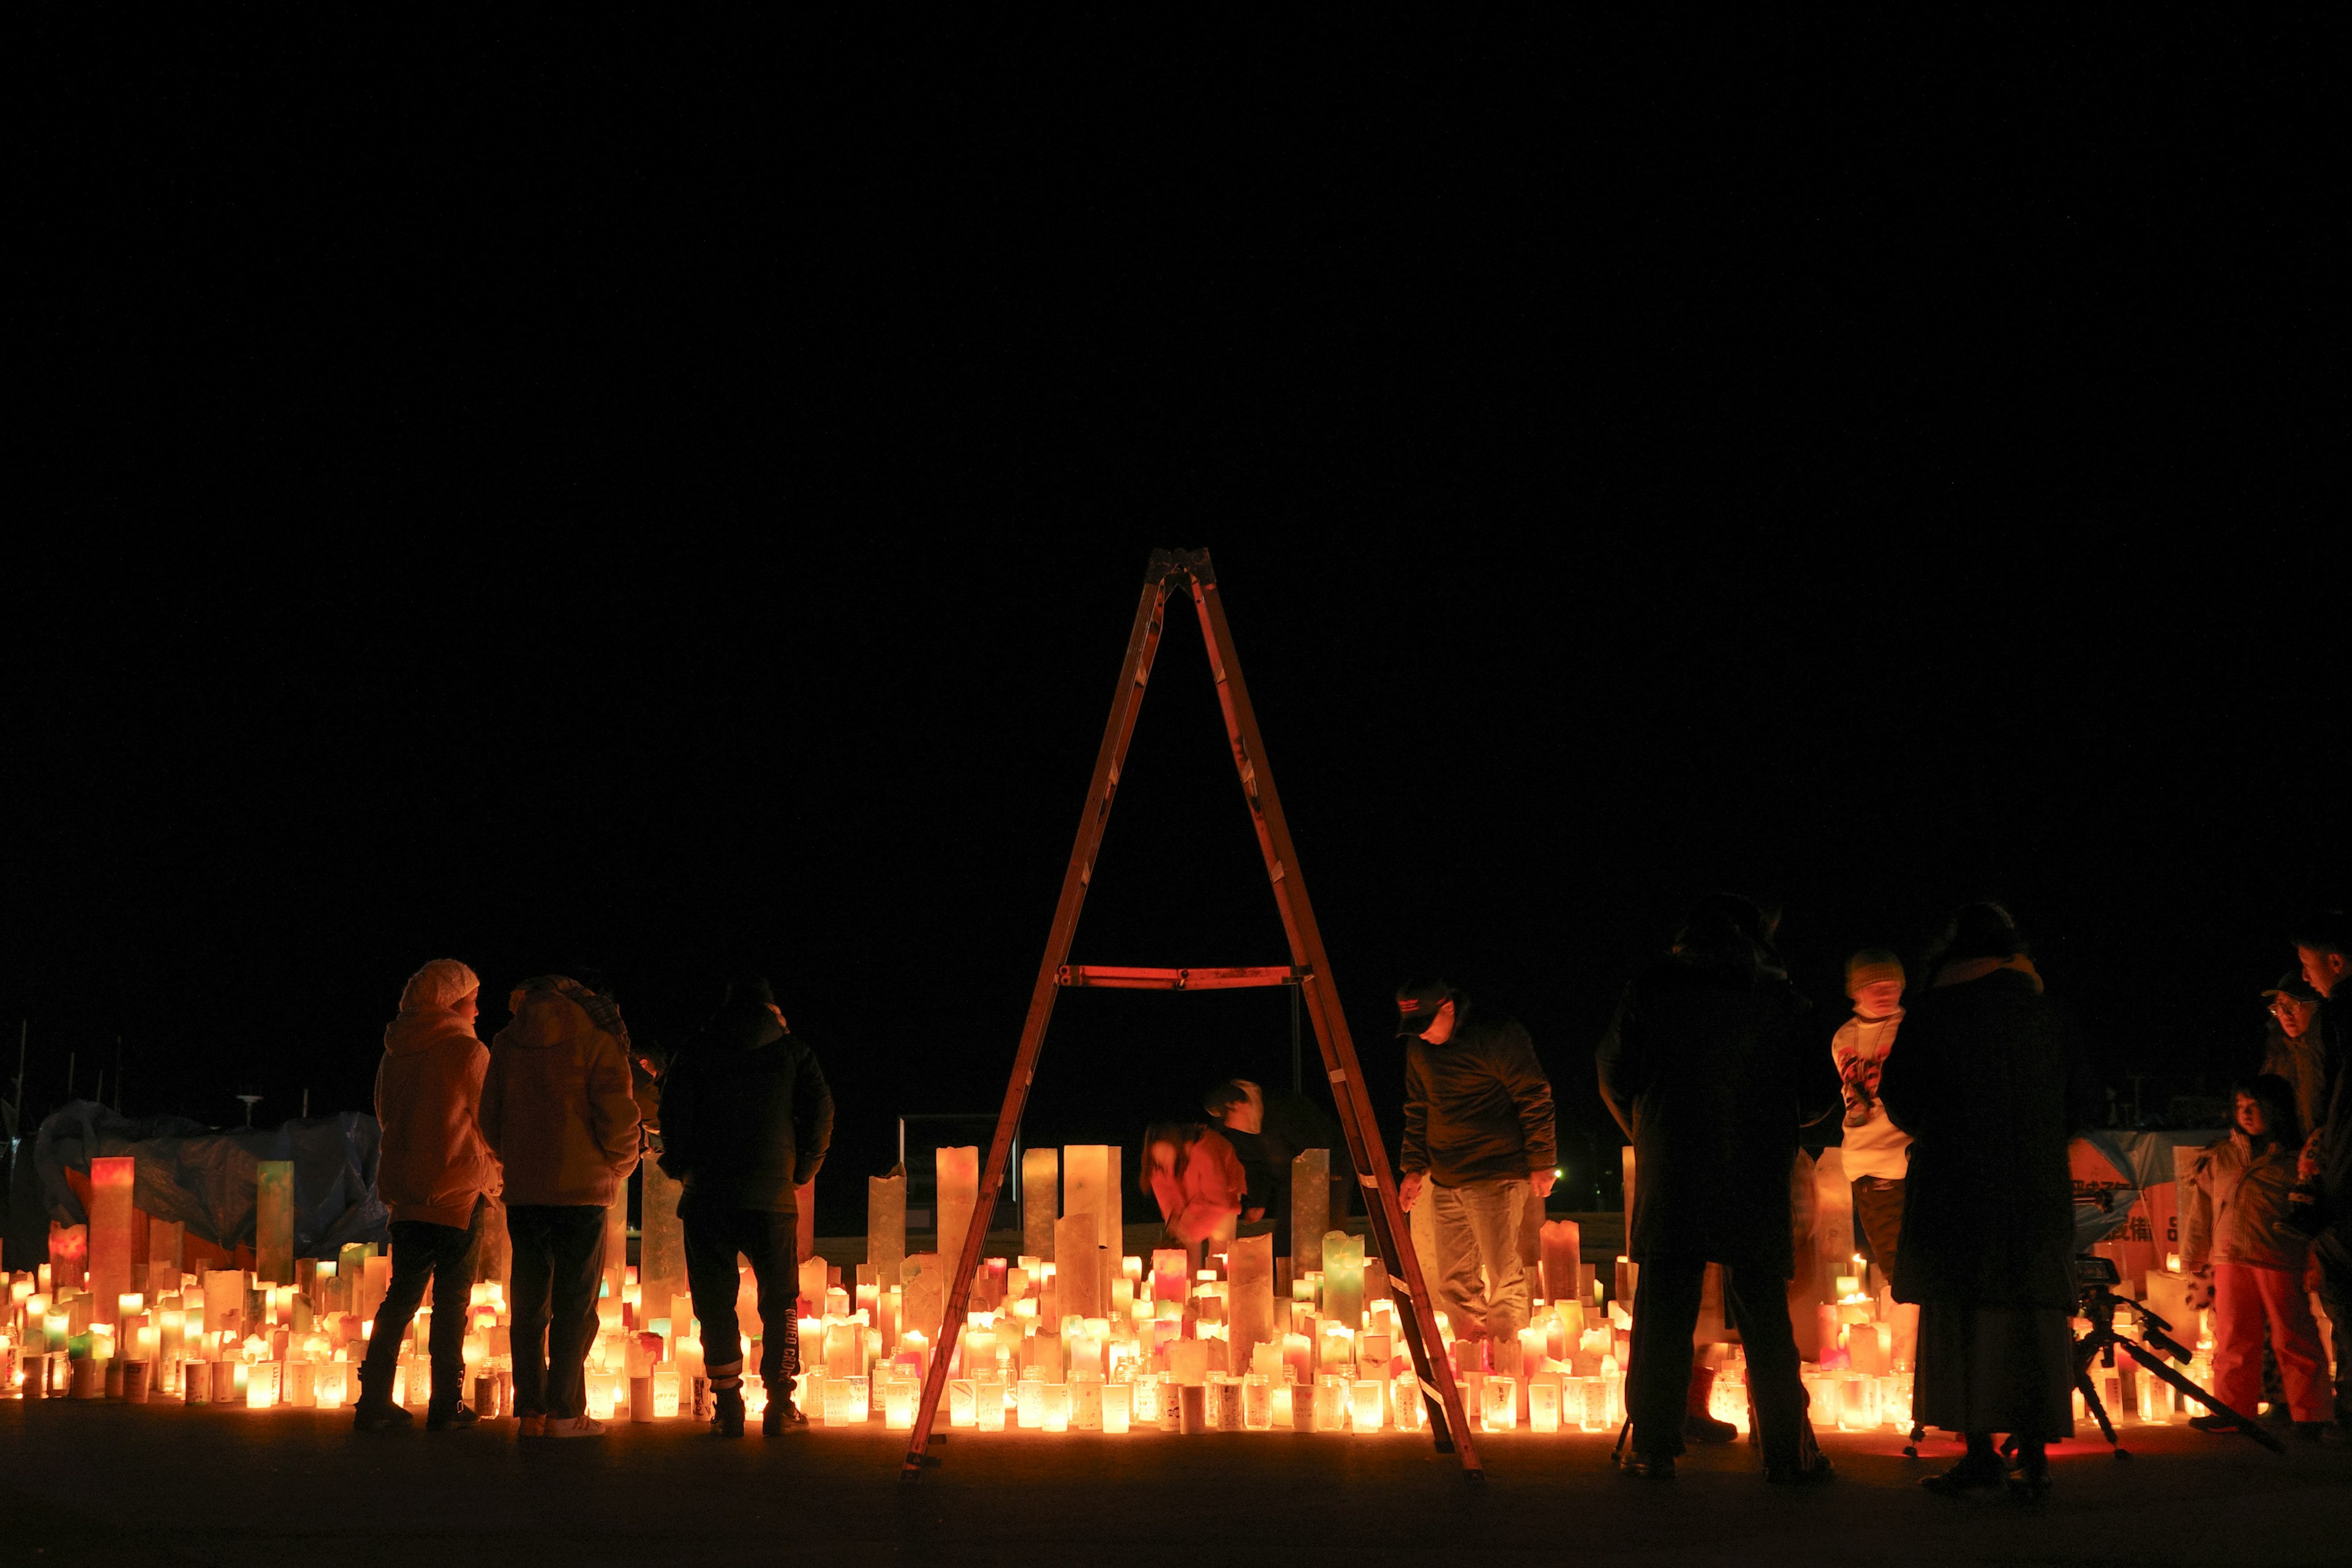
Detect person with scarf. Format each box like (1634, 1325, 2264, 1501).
(1880, 903, 2100, 1501)
(354, 958, 499, 1431)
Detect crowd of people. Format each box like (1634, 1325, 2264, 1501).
(356, 897, 2352, 1496)
(361, 964, 831, 1437)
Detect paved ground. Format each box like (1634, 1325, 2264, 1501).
(4, 1404, 2348, 1567)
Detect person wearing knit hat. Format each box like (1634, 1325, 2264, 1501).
(355, 959, 499, 1432)
(1833, 949, 1912, 1302)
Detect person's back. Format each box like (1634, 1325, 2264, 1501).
(1881, 964, 2089, 1311)
(1599, 953, 1816, 1272)
(661, 996, 832, 1210)
(480, 976, 641, 1438)
(657, 978, 831, 1437)
(377, 984, 496, 1229)
(483, 989, 641, 1207)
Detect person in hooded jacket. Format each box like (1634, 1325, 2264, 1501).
(354, 958, 500, 1431)
(657, 978, 834, 1437)
(1597, 894, 1835, 1484)
(2183, 1074, 2331, 1438)
(1880, 903, 2100, 1501)
(480, 973, 643, 1438)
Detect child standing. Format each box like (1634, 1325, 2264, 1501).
(2182, 1074, 2331, 1439)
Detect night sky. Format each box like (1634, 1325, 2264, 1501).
(10, 19, 2336, 1233)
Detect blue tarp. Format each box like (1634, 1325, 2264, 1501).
(34, 1100, 390, 1256)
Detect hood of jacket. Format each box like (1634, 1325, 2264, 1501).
(498, 990, 601, 1050)
(701, 995, 785, 1053)
(385, 1006, 482, 1058)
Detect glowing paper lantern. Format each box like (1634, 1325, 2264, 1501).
(884, 1374, 918, 1430)
(1352, 1378, 1387, 1433)
(1481, 1375, 1518, 1431)
(88, 1159, 136, 1325)
(1529, 1377, 1561, 1433)
(1101, 1381, 1133, 1434)
(975, 1373, 1007, 1431)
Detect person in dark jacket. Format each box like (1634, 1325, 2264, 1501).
(1397, 979, 1556, 1351)
(1596, 894, 1833, 1483)
(1880, 902, 2099, 1500)
(658, 978, 834, 1438)
(1205, 1081, 1279, 1231)
(2291, 910, 2352, 1436)
(2258, 973, 2326, 1144)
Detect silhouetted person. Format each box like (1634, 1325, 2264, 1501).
(2291, 910, 2352, 1437)
(659, 978, 833, 1437)
(481, 974, 642, 1438)
(1882, 903, 2098, 1499)
(1142, 1120, 1246, 1267)
(355, 959, 499, 1432)
(1398, 979, 1556, 1349)
(1597, 895, 1831, 1483)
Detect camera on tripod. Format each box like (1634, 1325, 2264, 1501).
(2068, 1252, 2282, 1457)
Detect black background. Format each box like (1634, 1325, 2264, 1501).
(8, 16, 2339, 1233)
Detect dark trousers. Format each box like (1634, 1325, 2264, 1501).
(681, 1193, 800, 1399)
(1852, 1177, 1904, 1281)
(2318, 1232, 2352, 1426)
(1629, 1257, 1812, 1468)
(507, 1204, 608, 1420)
(359, 1202, 483, 1410)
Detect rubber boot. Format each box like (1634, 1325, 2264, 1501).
(1683, 1364, 1737, 1444)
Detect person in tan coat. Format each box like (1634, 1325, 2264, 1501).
(481, 974, 643, 1437)
(355, 959, 499, 1431)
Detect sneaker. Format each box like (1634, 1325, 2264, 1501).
(1618, 1453, 1676, 1479)
(427, 1403, 480, 1431)
(516, 1415, 547, 1438)
(352, 1400, 414, 1433)
(2290, 1421, 2331, 1443)
(545, 1415, 607, 1438)
(763, 1402, 809, 1435)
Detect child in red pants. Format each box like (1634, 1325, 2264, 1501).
(2183, 1075, 2331, 1439)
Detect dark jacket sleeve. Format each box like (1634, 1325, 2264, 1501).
(1497, 1020, 1558, 1171)
(792, 1047, 834, 1187)
(1795, 996, 1841, 1128)
(1400, 1048, 1430, 1175)
(1876, 1012, 1934, 1138)
(656, 1051, 697, 1180)
(1594, 981, 1643, 1141)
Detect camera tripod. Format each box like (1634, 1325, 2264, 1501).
(2071, 1279, 2282, 1458)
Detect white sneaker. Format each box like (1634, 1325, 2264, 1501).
(544, 1415, 607, 1438)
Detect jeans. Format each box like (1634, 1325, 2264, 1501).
(1430, 1176, 1531, 1342)
(681, 1193, 801, 1398)
(1630, 1257, 1813, 1466)
(507, 1204, 608, 1420)
(360, 1199, 484, 1411)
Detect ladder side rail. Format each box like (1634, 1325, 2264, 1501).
(1183, 559, 1485, 1478)
(900, 564, 1177, 1478)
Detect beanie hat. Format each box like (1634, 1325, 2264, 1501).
(399, 958, 481, 1013)
(1844, 949, 1905, 997)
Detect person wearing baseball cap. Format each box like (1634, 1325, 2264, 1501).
(2260, 970, 2325, 1143)
(1394, 978, 1557, 1354)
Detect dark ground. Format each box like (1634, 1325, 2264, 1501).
(5, 1403, 2346, 1566)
